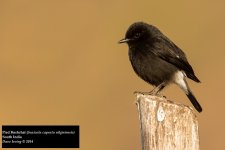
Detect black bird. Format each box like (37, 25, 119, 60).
(119, 22, 202, 112)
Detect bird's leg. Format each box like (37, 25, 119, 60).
(134, 82, 166, 96)
(149, 82, 165, 95)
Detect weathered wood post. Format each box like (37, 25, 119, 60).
(135, 92, 199, 150)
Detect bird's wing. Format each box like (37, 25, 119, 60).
(150, 37, 200, 83)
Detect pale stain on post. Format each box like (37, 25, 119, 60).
(157, 106, 165, 122)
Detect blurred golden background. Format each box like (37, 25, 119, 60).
(0, 0, 225, 149)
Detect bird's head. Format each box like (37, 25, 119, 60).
(118, 22, 158, 46)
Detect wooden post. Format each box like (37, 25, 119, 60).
(135, 92, 199, 150)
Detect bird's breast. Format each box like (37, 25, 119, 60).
(129, 49, 177, 86)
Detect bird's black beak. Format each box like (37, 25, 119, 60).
(118, 38, 130, 44)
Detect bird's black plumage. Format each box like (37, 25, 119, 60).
(119, 22, 202, 112)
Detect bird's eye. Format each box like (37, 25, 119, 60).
(134, 33, 141, 38)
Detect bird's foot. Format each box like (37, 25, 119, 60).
(133, 90, 164, 96)
(134, 91, 166, 99)
(134, 91, 153, 95)
(157, 93, 167, 99)
(134, 88, 160, 96)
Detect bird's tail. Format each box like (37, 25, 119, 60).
(174, 71, 202, 112)
(186, 91, 202, 113)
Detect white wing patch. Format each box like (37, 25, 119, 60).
(167, 47, 180, 59)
